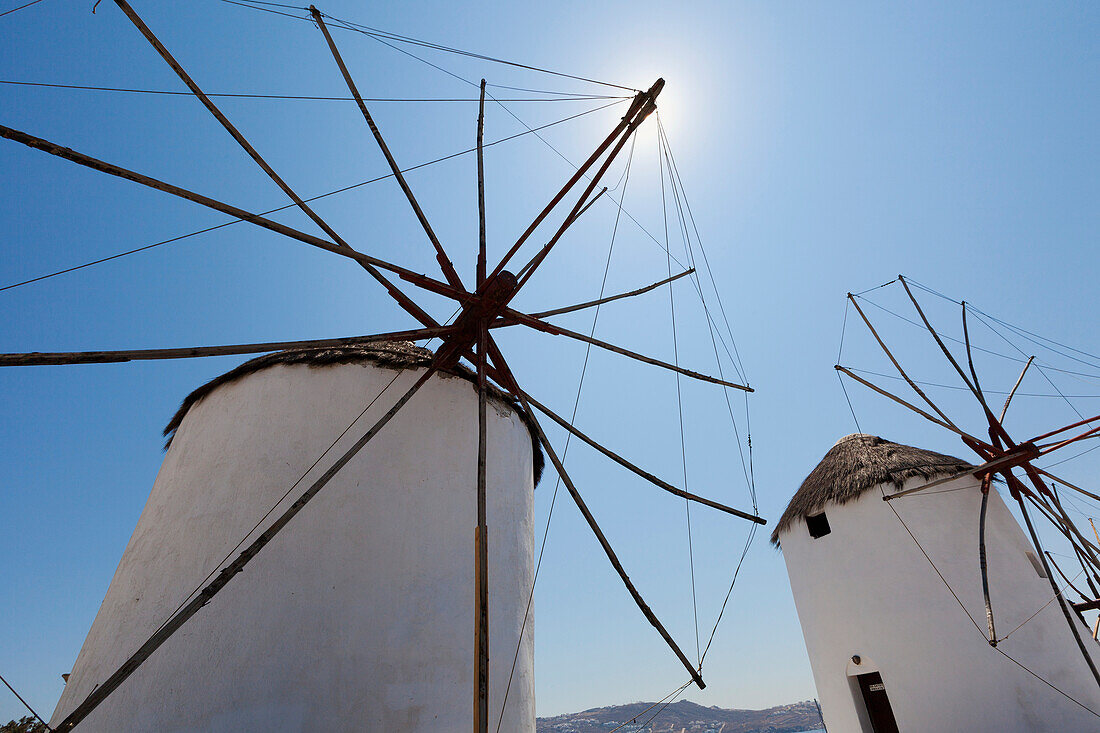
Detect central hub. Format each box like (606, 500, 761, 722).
(434, 270, 518, 369)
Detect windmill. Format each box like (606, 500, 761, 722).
(835, 275, 1100, 693)
(0, 2, 764, 731)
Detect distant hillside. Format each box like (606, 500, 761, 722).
(536, 699, 824, 733)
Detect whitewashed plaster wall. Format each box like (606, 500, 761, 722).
(50, 360, 536, 732)
(780, 472, 1100, 732)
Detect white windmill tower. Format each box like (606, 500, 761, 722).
(776, 277, 1100, 732)
(774, 433, 1100, 732)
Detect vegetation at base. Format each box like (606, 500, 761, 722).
(0, 718, 49, 733)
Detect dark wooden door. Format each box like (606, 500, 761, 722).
(857, 671, 900, 733)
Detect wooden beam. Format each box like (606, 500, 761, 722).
(0, 326, 455, 367)
(474, 322, 489, 733)
(477, 80, 487, 289)
(1012, 489, 1100, 692)
(978, 473, 997, 645)
(54, 364, 440, 732)
(486, 79, 662, 285)
(500, 309, 751, 391)
(847, 293, 960, 431)
(513, 88, 658, 292)
(311, 7, 466, 294)
(521, 390, 764, 524)
(835, 365, 989, 448)
(111, 0, 439, 330)
(0, 124, 467, 304)
(1000, 356, 1034, 422)
(487, 340, 706, 690)
(1031, 413, 1100, 445)
(525, 268, 695, 320)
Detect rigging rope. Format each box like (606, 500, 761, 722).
(309, 7, 637, 92)
(657, 119, 755, 507)
(0, 670, 51, 730)
(883, 484, 1100, 718)
(215, 0, 636, 93)
(494, 131, 640, 733)
(654, 116, 759, 667)
(0, 0, 44, 19)
(658, 117, 701, 667)
(0, 98, 625, 293)
(0, 79, 625, 102)
(151, 368, 406, 637)
(606, 679, 692, 733)
(851, 293, 1100, 381)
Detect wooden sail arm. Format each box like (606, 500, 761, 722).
(486, 78, 663, 285)
(834, 365, 990, 449)
(519, 390, 764, 524)
(310, 8, 467, 294)
(846, 293, 961, 432)
(1000, 356, 1034, 422)
(477, 80, 487, 288)
(485, 338, 706, 690)
(1011, 489, 1100, 691)
(524, 268, 695, 320)
(0, 125, 467, 304)
(0, 326, 456, 367)
(498, 309, 751, 391)
(512, 91, 658, 292)
(110, 0, 440, 330)
(54, 363, 441, 732)
(1030, 413, 1100, 445)
(882, 442, 1041, 502)
(978, 472, 996, 645)
(1036, 423, 1100, 455)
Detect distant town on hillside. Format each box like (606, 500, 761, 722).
(536, 699, 825, 733)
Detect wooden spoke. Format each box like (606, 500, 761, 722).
(0, 124, 467, 304)
(847, 294, 960, 431)
(477, 79, 488, 288)
(883, 443, 1039, 502)
(486, 79, 663, 285)
(961, 303, 1015, 447)
(485, 340, 705, 690)
(475, 322, 490, 733)
(0, 326, 455, 367)
(1000, 356, 1034, 422)
(835, 365, 989, 448)
(978, 472, 997, 645)
(1031, 414, 1100, 445)
(526, 268, 695, 320)
(499, 309, 751, 391)
(111, 0, 439, 330)
(899, 276, 981, 396)
(54, 363, 440, 732)
(1032, 467, 1100, 504)
(512, 185, 609, 283)
(311, 8, 466, 294)
(513, 101, 654, 292)
(1045, 551, 1091, 604)
(520, 390, 764, 524)
(1010, 488, 1100, 690)
(1038, 424, 1100, 455)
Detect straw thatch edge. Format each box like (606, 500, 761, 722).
(771, 434, 973, 545)
(163, 342, 544, 485)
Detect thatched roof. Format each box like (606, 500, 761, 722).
(771, 434, 973, 545)
(163, 341, 544, 484)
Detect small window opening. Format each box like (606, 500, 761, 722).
(1025, 551, 1048, 578)
(807, 512, 831, 539)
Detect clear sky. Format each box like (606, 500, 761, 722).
(1, 0, 1098, 724)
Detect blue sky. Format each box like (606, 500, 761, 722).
(1, 0, 1098, 723)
